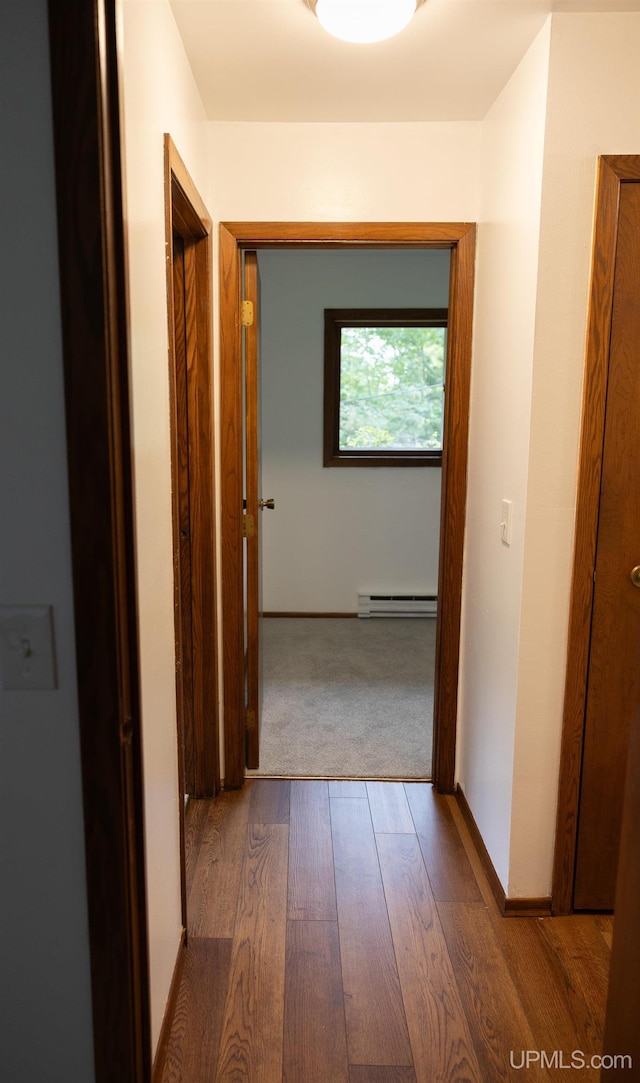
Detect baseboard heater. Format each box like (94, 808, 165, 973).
(357, 593, 438, 618)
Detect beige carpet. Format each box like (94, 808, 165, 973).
(247, 617, 435, 779)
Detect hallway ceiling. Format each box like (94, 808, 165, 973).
(169, 0, 640, 121)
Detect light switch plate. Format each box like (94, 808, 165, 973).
(0, 605, 58, 691)
(501, 499, 513, 546)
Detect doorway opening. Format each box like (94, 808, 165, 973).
(220, 222, 476, 793)
(247, 248, 448, 780)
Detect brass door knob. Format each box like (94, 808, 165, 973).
(259, 498, 275, 510)
(631, 566, 640, 588)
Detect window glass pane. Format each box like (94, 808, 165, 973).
(338, 325, 446, 451)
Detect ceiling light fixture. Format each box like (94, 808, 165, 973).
(306, 0, 426, 45)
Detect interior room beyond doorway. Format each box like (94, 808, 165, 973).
(249, 248, 450, 780)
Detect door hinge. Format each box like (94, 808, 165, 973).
(245, 709, 257, 733)
(241, 300, 254, 327)
(242, 513, 255, 539)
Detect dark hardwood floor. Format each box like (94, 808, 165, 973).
(159, 780, 612, 1082)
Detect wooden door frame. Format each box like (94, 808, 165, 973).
(220, 222, 477, 791)
(244, 252, 262, 769)
(48, 1, 150, 1079)
(164, 136, 220, 813)
(552, 155, 640, 915)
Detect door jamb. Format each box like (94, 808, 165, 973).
(164, 135, 220, 811)
(552, 155, 640, 915)
(164, 137, 220, 945)
(219, 222, 477, 791)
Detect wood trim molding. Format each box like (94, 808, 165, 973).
(165, 138, 212, 231)
(151, 929, 187, 1083)
(220, 221, 475, 246)
(48, 2, 151, 1079)
(164, 134, 219, 801)
(503, 898, 552, 918)
(244, 251, 261, 771)
(323, 307, 447, 468)
(432, 227, 475, 792)
(455, 788, 552, 917)
(220, 222, 476, 792)
(455, 785, 507, 913)
(219, 224, 245, 789)
(552, 156, 640, 915)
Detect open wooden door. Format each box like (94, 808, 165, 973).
(244, 252, 269, 768)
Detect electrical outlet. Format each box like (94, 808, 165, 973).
(0, 605, 57, 690)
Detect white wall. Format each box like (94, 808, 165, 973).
(461, 11, 640, 899)
(0, 3, 95, 1079)
(509, 12, 640, 896)
(120, 0, 210, 1051)
(209, 122, 481, 222)
(457, 21, 551, 891)
(258, 249, 449, 612)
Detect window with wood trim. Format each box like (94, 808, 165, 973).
(323, 308, 447, 467)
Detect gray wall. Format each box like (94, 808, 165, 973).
(0, 3, 95, 1079)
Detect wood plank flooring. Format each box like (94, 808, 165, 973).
(159, 781, 611, 1083)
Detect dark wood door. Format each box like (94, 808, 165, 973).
(244, 252, 264, 768)
(601, 687, 640, 1077)
(574, 181, 640, 909)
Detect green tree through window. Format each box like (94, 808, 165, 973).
(340, 325, 445, 450)
(324, 309, 447, 467)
